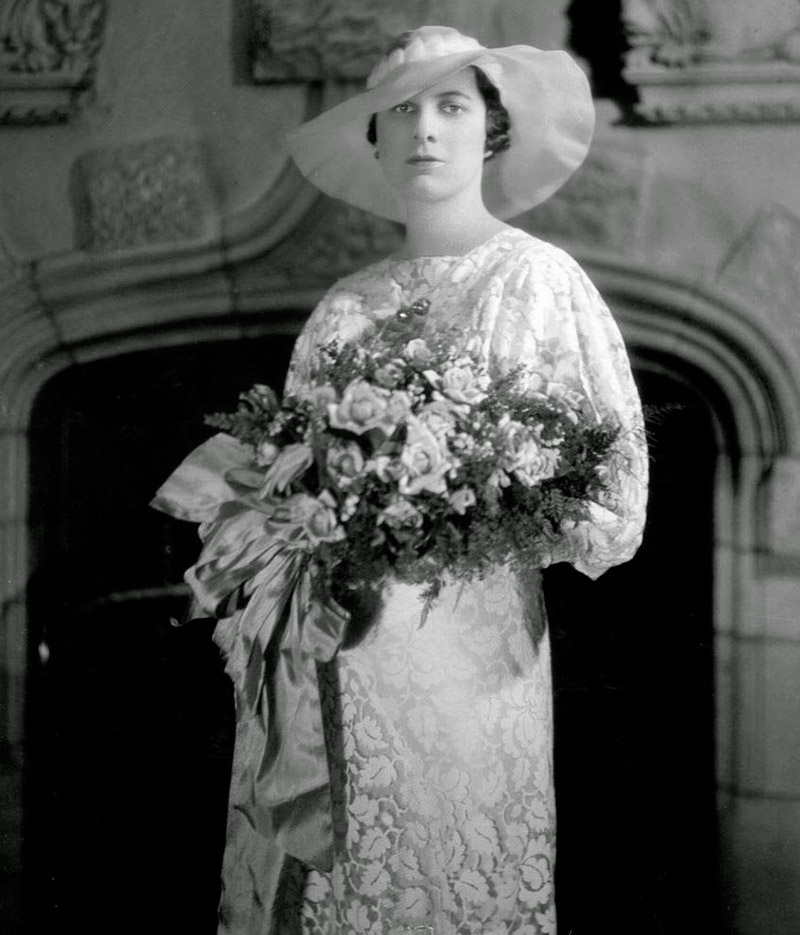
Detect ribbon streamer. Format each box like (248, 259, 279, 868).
(151, 433, 350, 870)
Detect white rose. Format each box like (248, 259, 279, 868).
(398, 417, 450, 496)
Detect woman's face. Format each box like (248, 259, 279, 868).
(375, 68, 487, 210)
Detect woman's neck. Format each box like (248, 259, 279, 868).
(395, 198, 508, 259)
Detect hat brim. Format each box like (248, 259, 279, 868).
(285, 46, 595, 222)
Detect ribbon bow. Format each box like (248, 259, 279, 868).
(151, 433, 350, 870)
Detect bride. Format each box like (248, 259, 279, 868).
(155, 24, 648, 935)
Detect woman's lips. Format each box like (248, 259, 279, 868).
(406, 155, 444, 167)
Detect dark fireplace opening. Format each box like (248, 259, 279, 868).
(547, 366, 718, 934)
(25, 335, 296, 935)
(25, 338, 717, 934)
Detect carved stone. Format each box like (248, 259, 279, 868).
(72, 136, 214, 252)
(251, 0, 470, 81)
(518, 143, 650, 254)
(0, 238, 36, 328)
(0, 0, 108, 124)
(717, 205, 800, 350)
(622, 0, 800, 122)
(266, 201, 403, 286)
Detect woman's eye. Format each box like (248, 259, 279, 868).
(392, 103, 414, 114)
(442, 103, 464, 114)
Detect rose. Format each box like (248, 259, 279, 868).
(380, 390, 412, 434)
(513, 447, 560, 487)
(540, 381, 584, 425)
(378, 497, 423, 530)
(326, 438, 365, 489)
(398, 417, 450, 496)
(439, 364, 487, 406)
(498, 420, 535, 471)
(303, 491, 345, 544)
(543, 380, 585, 409)
(416, 400, 457, 440)
(328, 380, 390, 434)
(373, 359, 406, 389)
(498, 420, 559, 488)
(403, 339, 433, 368)
(369, 454, 404, 482)
(260, 443, 313, 496)
(448, 486, 477, 515)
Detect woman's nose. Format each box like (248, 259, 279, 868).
(413, 107, 436, 141)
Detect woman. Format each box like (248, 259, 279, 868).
(156, 25, 648, 935)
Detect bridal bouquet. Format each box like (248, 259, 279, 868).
(204, 326, 619, 606)
(150, 317, 622, 866)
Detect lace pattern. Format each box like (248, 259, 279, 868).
(286, 228, 647, 580)
(218, 228, 648, 935)
(297, 572, 556, 935)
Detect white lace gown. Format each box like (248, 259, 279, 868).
(216, 227, 648, 935)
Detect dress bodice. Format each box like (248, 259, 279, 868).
(286, 227, 648, 580)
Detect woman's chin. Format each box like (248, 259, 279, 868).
(393, 177, 464, 210)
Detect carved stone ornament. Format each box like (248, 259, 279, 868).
(250, 0, 468, 81)
(622, 0, 800, 122)
(269, 201, 403, 285)
(0, 235, 33, 318)
(717, 205, 800, 349)
(519, 143, 650, 255)
(0, 0, 108, 125)
(72, 135, 214, 252)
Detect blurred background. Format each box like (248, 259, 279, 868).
(1, 1, 800, 932)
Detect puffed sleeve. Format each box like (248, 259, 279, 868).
(487, 243, 648, 579)
(284, 285, 376, 397)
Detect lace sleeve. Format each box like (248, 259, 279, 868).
(283, 293, 333, 398)
(284, 284, 382, 397)
(489, 245, 649, 579)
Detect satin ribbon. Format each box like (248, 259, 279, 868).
(151, 433, 350, 870)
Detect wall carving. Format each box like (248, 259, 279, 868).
(251, 0, 470, 81)
(72, 135, 214, 252)
(718, 205, 800, 348)
(519, 143, 650, 255)
(622, 0, 800, 122)
(0, 238, 38, 352)
(264, 201, 403, 287)
(0, 0, 108, 124)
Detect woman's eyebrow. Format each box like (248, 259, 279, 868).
(434, 90, 473, 100)
(393, 89, 475, 107)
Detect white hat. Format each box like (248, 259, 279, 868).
(285, 26, 595, 222)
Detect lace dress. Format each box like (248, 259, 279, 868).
(216, 227, 648, 935)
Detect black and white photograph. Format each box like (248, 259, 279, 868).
(2, 2, 800, 933)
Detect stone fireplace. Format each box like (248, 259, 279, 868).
(2, 1, 800, 931)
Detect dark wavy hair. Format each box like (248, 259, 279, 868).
(366, 66, 512, 161)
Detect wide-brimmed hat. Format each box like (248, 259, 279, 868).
(285, 26, 595, 222)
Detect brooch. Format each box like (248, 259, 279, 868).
(396, 298, 430, 321)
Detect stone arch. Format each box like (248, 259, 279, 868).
(3, 200, 800, 934)
(4, 237, 797, 757)
(584, 258, 800, 803)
